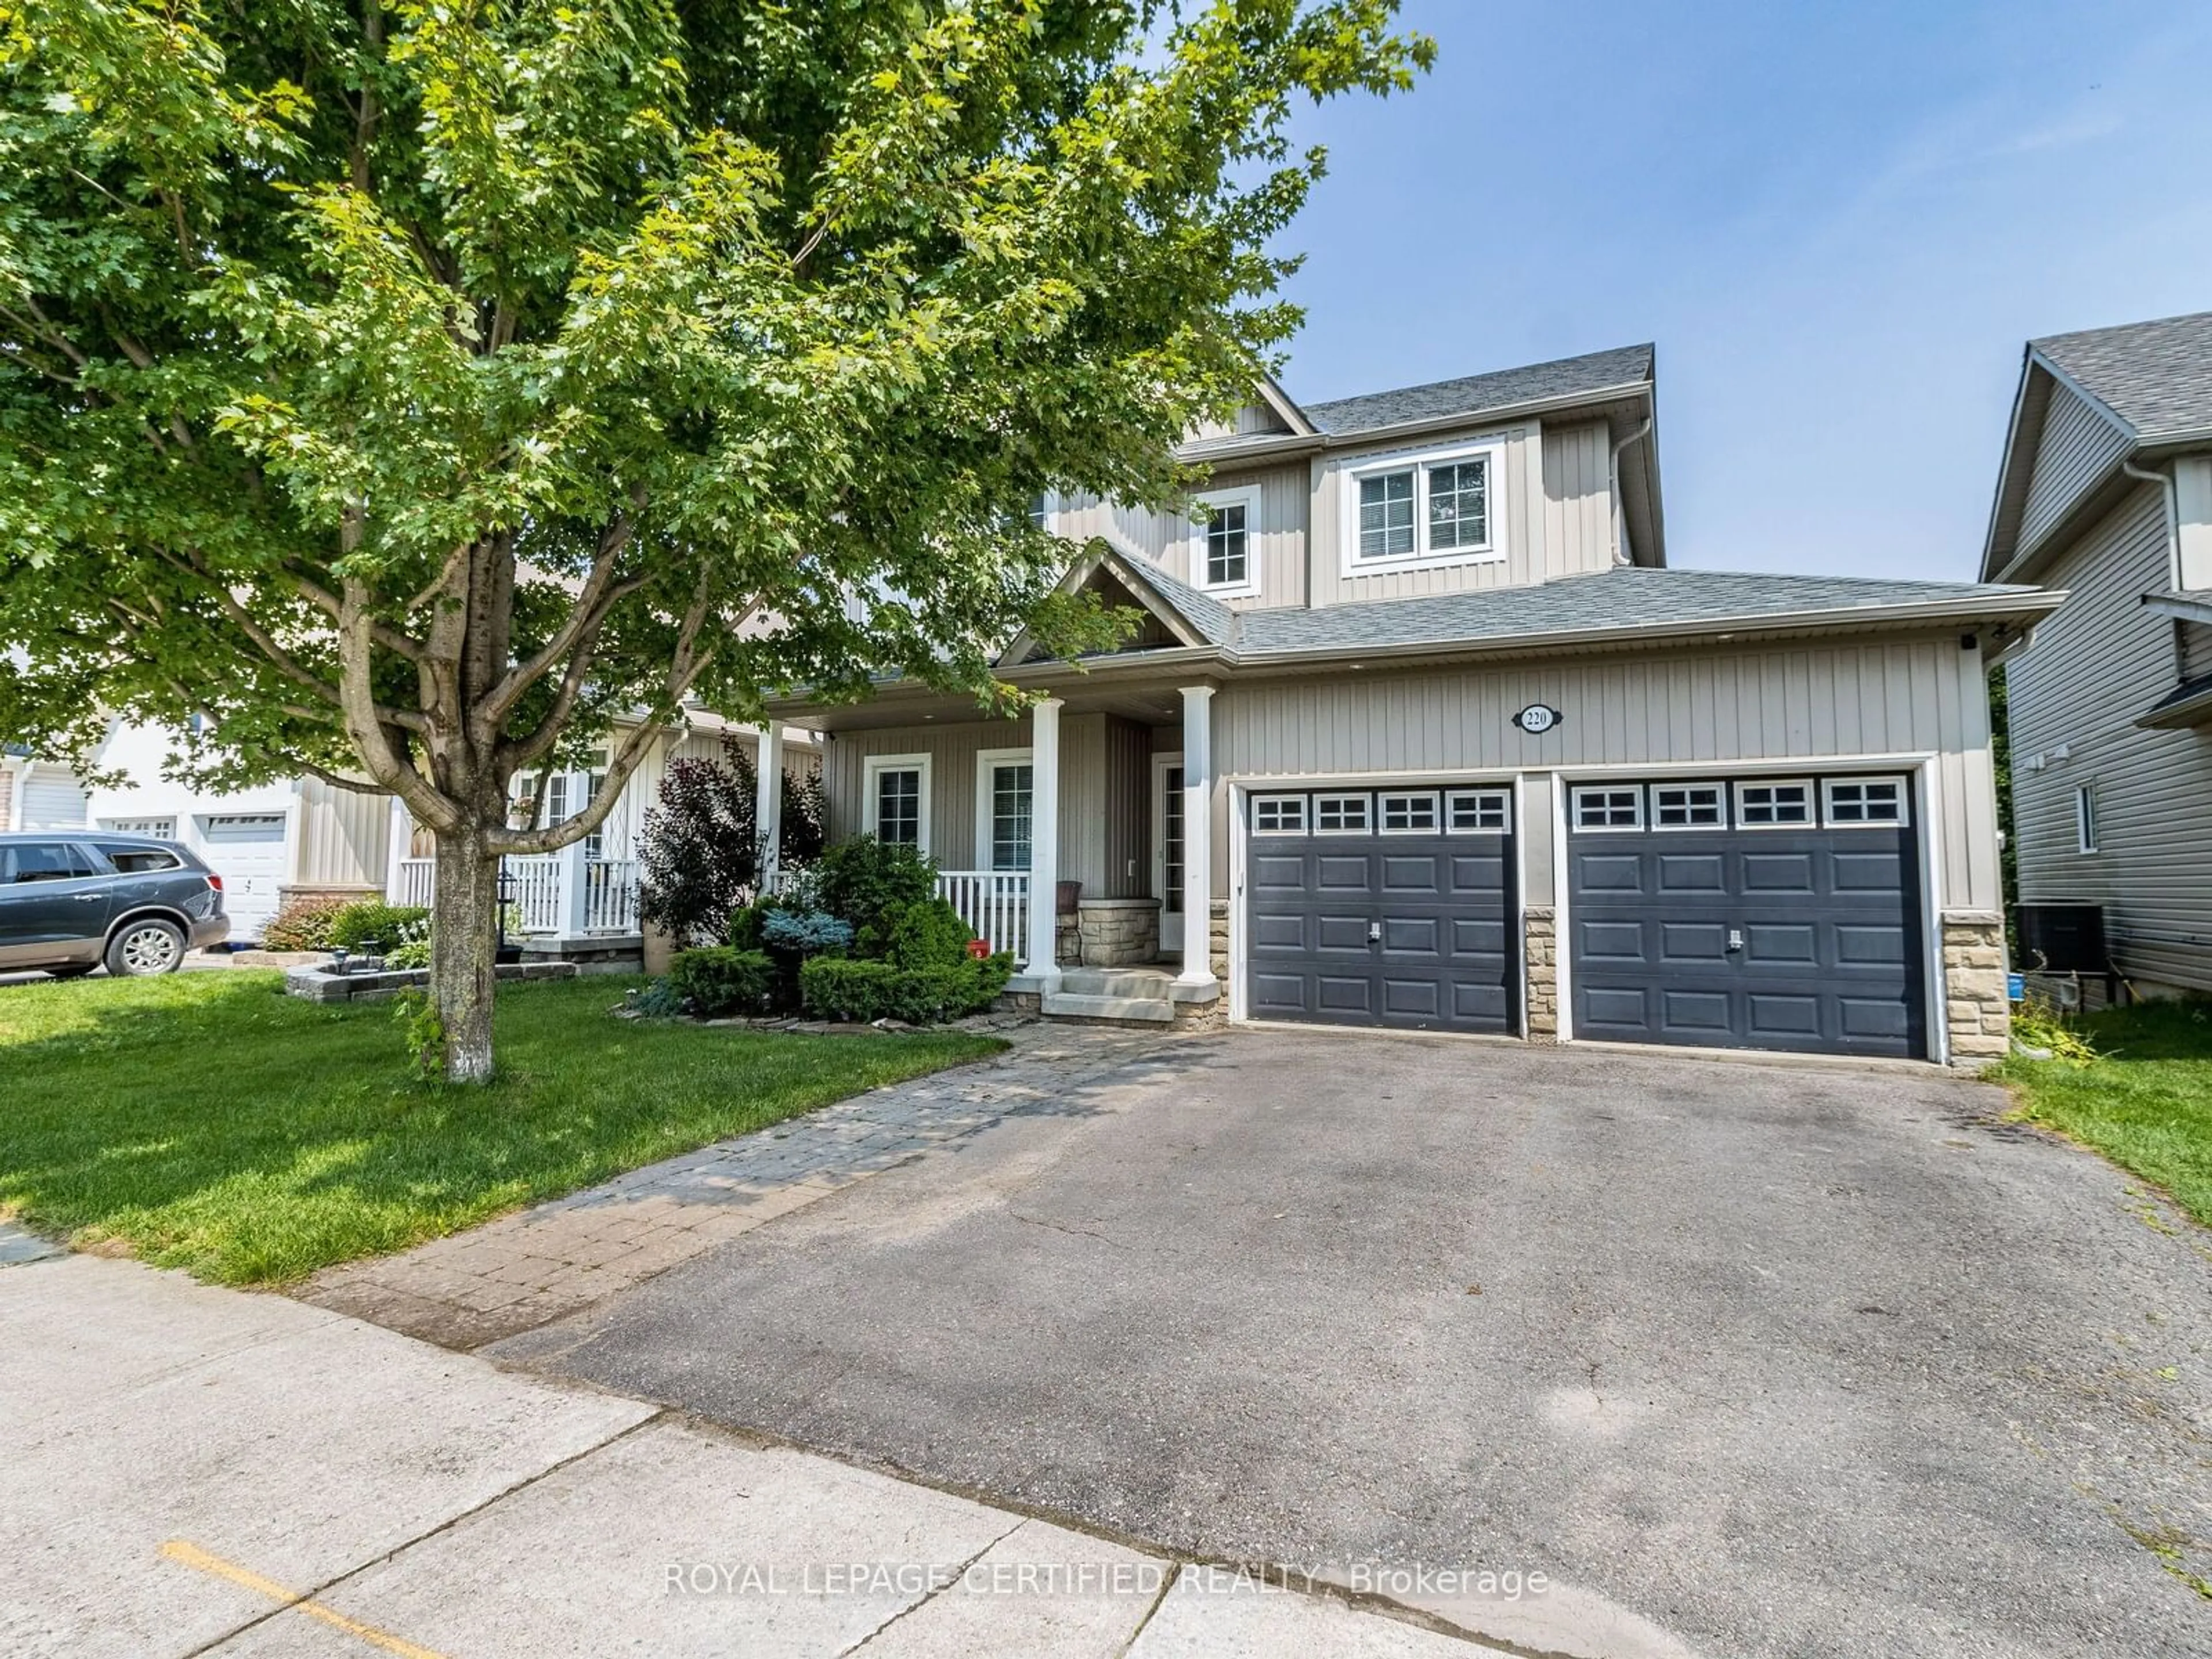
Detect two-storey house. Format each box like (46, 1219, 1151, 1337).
(1983, 310, 2212, 999)
(767, 344, 2057, 1065)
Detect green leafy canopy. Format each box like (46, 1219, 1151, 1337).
(1, 0, 1429, 797)
(0, 0, 1428, 1074)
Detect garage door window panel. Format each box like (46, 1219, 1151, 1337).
(1379, 792, 1439, 834)
(1652, 783, 1725, 830)
(1823, 777, 1908, 827)
(1446, 789, 1510, 832)
(1736, 781, 1812, 828)
(1573, 787, 1642, 830)
(1252, 795, 1308, 836)
(1313, 794, 1372, 835)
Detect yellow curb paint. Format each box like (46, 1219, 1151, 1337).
(158, 1540, 447, 1659)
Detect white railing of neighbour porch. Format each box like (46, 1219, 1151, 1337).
(506, 854, 565, 934)
(389, 853, 642, 935)
(585, 858, 641, 933)
(393, 858, 435, 909)
(935, 870, 1029, 966)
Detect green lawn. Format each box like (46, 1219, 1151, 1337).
(1998, 999, 2212, 1227)
(0, 970, 1001, 1286)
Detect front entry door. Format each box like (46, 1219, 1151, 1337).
(1153, 755, 1184, 953)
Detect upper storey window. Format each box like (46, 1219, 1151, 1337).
(1192, 484, 1263, 597)
(1341, 440, 1505, 574)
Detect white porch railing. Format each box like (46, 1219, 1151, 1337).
(388, 853, 639, 937)
(937, 870, 1029, 966)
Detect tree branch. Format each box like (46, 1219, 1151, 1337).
(478, 505, 643, 723)
(338, 577, 459, 831)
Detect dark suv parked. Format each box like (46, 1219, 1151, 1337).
(0, 831, 230, 978)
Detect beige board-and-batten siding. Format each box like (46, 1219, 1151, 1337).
(820, 712, 1156, 900)
(1208, 628, 2003, 918)
(1051, 421, 1623, 614)
(2008, 482, 2212, 993)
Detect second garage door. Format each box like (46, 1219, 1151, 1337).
(1245, 785, 1517, 1033)
(196, 812, 289, 941)
(1566, 775, 1927, 1059)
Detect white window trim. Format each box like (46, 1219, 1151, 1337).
(1445, 788, 1512, 834)
(973, 747, 1035, 870)
(1821, 774, 1911, 830)
(864, 752, 933, 855)
(1251, 793, 1309, 836)
(1732, 779, 1815, 831)
(1338, 437, 1508, 577)
(1570, 785, 1643, 832)
(1377, 790, 1441, 835)
(1190, 484, 1263, 598)
(1647, 781, 1727, 832)
(2075, 783, 2099, 854)
(1312, 792, 1373, 836)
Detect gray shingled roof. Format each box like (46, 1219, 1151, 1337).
(1109, 552, 1234, 646)
(2034, 311, 2212, 441)
(1300, 344, 1654, 437)
(1224, 567, 2038, 657)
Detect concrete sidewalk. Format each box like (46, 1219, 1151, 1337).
(0, 1251, 1503, 1658)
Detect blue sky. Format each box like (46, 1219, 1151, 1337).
(1272, 0, 2212, 580)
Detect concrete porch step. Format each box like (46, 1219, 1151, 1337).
(1057, 967, 1177, 998)
(1039, 990, 1176, 1024)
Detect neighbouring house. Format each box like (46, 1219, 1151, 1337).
(384, 711, 816, 968)
(1982, 309, 2212, 1000)
(768, 343, 2059, 1065)
(2, 744, 90, 832)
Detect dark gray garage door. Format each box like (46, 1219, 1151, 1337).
(1566, 775, 1926, 1058)
(1245, 786, 1517, 1033)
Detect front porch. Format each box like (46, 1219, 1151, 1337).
(786, 672, 1224, 1013)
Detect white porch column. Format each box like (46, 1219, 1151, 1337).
(559, 772, 592, 934)
(1024, 697, 1063, 988)
(1177, 684, 1217, 990)
(754, 722, 785, 895)
(384, 794, 408, 901)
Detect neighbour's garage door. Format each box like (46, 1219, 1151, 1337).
(1245, 786, 1517, 1033)
(197, 812, 289, 940)
(1567, 775, 1926, 1059)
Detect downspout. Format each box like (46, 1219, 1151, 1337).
(1609, 414, 1654, 567)
(2122, 457, 2181, 588)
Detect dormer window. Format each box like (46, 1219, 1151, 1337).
(1341, 440, 1505, 574)
(1191, 484, 1263, 596)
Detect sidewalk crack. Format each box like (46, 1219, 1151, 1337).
(835, 1516, 1029, 1656)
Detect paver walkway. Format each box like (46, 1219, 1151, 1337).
(304, 1021, 1192, 1349)
(2, 1250, 1505, 1658)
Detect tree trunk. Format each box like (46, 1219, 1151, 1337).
(429, 828, 502, 1084)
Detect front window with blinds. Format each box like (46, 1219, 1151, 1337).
(988, 763, 1033, 870)
(874, 767, 922, 847)
(1206, 502, 1248, 588)
(1357, 471, 1417, 559)
(1426, 458, 1489, 551)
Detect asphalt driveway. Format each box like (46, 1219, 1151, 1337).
(494, 1030, 2212, 1658)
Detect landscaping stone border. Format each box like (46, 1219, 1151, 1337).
(285, 960, 578, 1003)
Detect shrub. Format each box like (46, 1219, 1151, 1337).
(814, 835, 936, 932)
(800, 953, 1012, 1024)
(327, 900, 430, 952)
(262, 897, 346, 951)
(761, 908, 855, 955)
(384, 935, 433, 970)
(625, 978, 689, 1019)
(858, 897, 974, 968)
(638, 737, 828, 946)
(668, 946, 777, 1017)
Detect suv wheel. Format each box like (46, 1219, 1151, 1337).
(107, 919, 187, 977)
